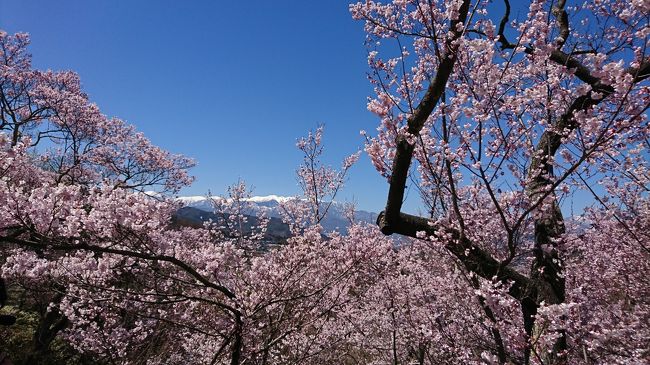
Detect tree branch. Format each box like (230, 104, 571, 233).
(0, 235, 238, 304)
(383, 0, 472, 230)
(377, 211, 535, 303)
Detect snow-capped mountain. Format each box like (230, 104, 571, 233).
(175, 195, 377, 233)
(176, 195, 293, 212)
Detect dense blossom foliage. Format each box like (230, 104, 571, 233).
(1, 0, 649, 363)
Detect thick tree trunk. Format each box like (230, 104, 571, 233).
(230, 313, 243, 365)
(24, 303, 69, 364)
(525, 189, 567, 364)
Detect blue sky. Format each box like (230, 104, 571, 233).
(0, 0, 401, 212)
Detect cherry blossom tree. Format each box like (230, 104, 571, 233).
(0, 31, 193, 193)
(2, 0, 650, 362)
(0, 112, 386, 364)
(0, 42, 377, 365)
(0, 30, 207, 362)
(352, 0, 649, 363)
(278, 126, 361, 234)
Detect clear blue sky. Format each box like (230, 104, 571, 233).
(0, 0, 403, 213)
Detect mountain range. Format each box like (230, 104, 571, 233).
(174, 195, 378, 236)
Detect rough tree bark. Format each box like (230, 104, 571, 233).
(24, 294, 70, 365)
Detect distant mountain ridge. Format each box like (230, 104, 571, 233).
(175, 195, 377, 233)
(172, 206, 292, 244)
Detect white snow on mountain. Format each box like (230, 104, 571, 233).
(175, 195, 295, 211)
(176, 194, 293, 205)
(246, 195, 294, 203)
(175, 194, 377, 233)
